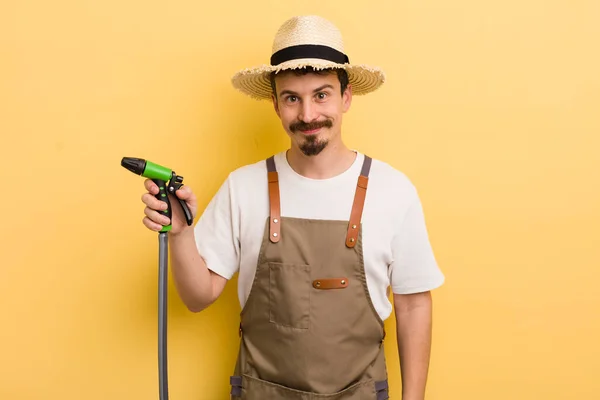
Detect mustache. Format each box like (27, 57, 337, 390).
(289, 119, 333, 133)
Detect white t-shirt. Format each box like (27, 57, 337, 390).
(193, 151, 445, 321)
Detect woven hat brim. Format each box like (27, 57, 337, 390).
(231, 59, 385, 100)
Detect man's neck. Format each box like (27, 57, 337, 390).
(286, 142, 357, 179)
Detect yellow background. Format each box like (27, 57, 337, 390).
(2, 0, 599, 399)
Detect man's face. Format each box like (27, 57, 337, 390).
(271, 70, 352, 156)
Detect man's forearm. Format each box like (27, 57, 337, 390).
(394, 291, 433, 400)
(168, 228, 222, 312)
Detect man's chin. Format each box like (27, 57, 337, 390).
(300, 139, 328, 156)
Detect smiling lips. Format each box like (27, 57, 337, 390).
(300, 127, 321, 135)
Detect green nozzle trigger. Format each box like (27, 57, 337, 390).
(121, 157, 194, 232)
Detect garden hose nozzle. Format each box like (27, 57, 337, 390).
(121, 157, 193, 232)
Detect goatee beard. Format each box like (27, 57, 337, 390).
(289, 119, 333, 157)
(300, 135, 328, 156)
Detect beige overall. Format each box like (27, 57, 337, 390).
(230, 155, 389, 399)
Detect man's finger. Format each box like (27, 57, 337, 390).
(144, 179, 158, 194)
(176, 186, 191, 198)
(142, 216, 162, 231)
(144, 206, 170, 226)
(141, 193, 167, 210)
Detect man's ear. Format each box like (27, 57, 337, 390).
(342, 84, 353, 113)
(272, 93, 281, 117)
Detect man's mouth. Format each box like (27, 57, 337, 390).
(299, 127, 321, 135)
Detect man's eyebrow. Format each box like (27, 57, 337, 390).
(279, 89, 298, 97)
(279, 84, 335, 97)
(313, 84, 334, 92)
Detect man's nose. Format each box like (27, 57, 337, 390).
(298, 101, 318, 122)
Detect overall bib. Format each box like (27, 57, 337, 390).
(230, 155, 390, 399)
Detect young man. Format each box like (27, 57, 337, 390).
(141, 15, 444, 400)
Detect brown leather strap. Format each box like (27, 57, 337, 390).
(266, 156, 281, 243)
(312, 278, 349, 289)
(346, 155, 372, 248)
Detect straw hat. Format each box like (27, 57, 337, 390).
(231, 15, 385, 100)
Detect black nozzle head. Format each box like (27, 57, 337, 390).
(121, 157, 146, 176)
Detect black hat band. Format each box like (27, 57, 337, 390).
(270, 44, 350, 66)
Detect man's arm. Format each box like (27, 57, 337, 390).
(169, 228, 228, 312)
(394, 291, 433, 400)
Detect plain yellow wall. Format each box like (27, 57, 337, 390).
(2, 1, 599, 399)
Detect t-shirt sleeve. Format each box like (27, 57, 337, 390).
(389, 193, 445, 294)
(193, 175, 240, 280)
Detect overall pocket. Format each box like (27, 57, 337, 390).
(237, 374, 379, 400)
(268, 262, 310, 329)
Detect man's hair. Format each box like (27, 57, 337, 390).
(270, 67, 350, 99)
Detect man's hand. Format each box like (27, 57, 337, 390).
(141, 179, 198, 235)
(394, 291, 433, 400)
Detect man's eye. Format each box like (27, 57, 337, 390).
(286, 96, 298, 103)
(316, 92, 328, 100)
